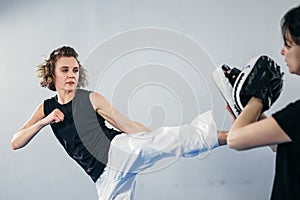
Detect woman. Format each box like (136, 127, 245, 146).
(11, 46, 226, 200)
(227, 5, 300, 200)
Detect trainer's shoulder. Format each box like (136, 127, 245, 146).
(286, 99, 300, 110)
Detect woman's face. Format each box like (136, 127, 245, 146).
(281, 31, 300, 75)
(54, 56, 80, 92)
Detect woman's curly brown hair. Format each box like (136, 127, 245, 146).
(36, 46, 88, 91)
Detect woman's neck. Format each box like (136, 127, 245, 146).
(56, 89, 77, 104)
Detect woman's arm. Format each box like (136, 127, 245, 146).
(227, 97, 291, 150)
(90, 92, 151, 134)
(11, 103, 64, 150)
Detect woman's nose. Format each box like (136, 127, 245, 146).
(68, 70, 75, 77)
(280, 47, 285, 56)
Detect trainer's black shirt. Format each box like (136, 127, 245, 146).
(44, 89, 122, 182)
(272, 100, 300, 200)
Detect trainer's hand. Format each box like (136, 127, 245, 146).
(254, 58, 283, 112)
(41, 109, 64, 125)
(267, 62, 284, 105)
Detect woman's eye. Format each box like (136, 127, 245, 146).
(284, 43, 291, 49)
(73, 68, 79, 73)
(284, 39, 294, 49)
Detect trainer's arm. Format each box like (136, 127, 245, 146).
(11, 103, 64, 150)
(256, 113, 277, 152)
(227, 97, 291, 150)
(91, 92, 151, 134)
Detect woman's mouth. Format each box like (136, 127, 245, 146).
(66, 81, 75, 85)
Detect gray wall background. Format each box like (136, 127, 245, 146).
(1, 0, 300, 200)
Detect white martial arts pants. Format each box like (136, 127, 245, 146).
(95, 110, 219, 200)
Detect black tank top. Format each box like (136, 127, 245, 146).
(43, 89, 122, 182)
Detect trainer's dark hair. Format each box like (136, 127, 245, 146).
(37, 46, 88, 91)
(281, 5, 300, 45)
